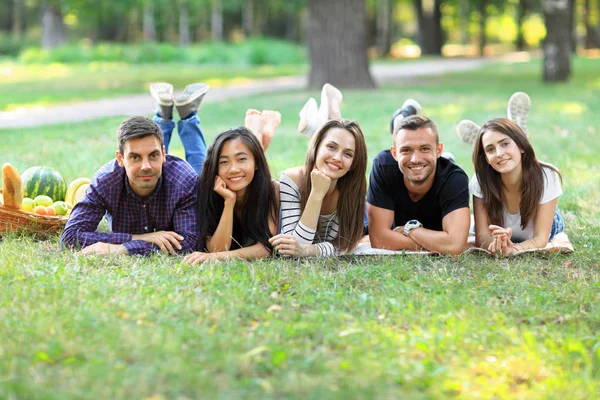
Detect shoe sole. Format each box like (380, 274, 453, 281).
(174, 83, 210, 106)
(150, 83, 174, 106)
(456, 120, 481, 145)
(507, 92, 531, 134)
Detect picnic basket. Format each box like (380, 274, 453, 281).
(0, 189, 68, 235)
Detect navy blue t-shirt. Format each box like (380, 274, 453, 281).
(367, 150, 469, 231)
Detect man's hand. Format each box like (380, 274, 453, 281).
(214, 176, 236, 204)
(132, 231, 184, 254)
(269, 234, 311, 257)
(182, 251, 218, 265)
(79, 242, 128, 256)
(310, 169, 331, 200)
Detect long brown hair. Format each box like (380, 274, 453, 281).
(472, 118, 561, 229)
(299, 119, 368, 252)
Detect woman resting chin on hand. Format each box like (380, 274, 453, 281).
(269, 119, 368, 257)
(183, 127, 278, 265)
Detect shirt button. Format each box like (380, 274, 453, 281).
(143, 205, 146, 208)
(144, 226, 148, 231)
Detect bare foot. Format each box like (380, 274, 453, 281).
(298, 97, 318, 136)
(318, 83, 343, 124)
(245, 109, 263, 144)
(261, 110, 281, 151)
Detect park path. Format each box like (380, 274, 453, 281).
(0, 57, 502, 129)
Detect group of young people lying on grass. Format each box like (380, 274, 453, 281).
(60, 82, 566, 262)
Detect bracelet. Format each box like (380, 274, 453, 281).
(512, 246, 519, 253)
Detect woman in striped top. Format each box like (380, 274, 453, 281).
(269, 119, 368, 256)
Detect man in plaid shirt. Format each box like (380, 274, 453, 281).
(61, 115, 199, 256)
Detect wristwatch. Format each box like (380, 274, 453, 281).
(403, 220, 423, 236)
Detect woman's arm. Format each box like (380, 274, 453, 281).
(205, 177, 236, 252)
(473, 196, 494, 248)
(514, 198, 558, 252)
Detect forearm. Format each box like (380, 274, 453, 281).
(298, 193, 324, 231)
(62, 229, 132, 249)
(213, 243, 271, 261)
(370, 229, 421, 251)
(475, 232, 494, 249)
(514, 235, 550, 252)
(206, 202, 235, 252)
(409, 228, 467, 255)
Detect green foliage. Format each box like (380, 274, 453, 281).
(0, 32, 36, 57)
(1, 56, 600, 398)
(17, 38, 306, 65)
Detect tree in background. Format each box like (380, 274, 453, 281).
(414, 0, 444, 55)
(307, 0, 375, 89)
(40, 0, 65, 48)
(543, 0, 572, 81)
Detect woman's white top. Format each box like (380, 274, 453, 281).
(279, 172, 339, 256)
(469, 165, 562, 242)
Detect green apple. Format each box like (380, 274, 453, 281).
(51, 201, 69, 216)
(22, 197, 35, 212)
(34, 195, 53, 207)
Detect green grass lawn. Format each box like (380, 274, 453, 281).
(1, 56, 599, 399)
(0, 62, 304, 111)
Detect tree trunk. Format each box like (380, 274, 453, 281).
(143, 0, 156, 41)
(243, 0, 254, 37)
(583, 0, 600, 48)
(459, 0, 469, 45)
(376, 0, 393, 56)
(40, 1, 66, 49)
(515, 0, 528, 51)
(478, 0, 487, 55)
(414, 0, 443, 55)
(179, 0, 191, 45)
(308, 0, 375, 89)
(543, 0, 572, 82)
(568, 0, 577, 53)
(211, 0, 223, 41)
(12, 0, 22, 38)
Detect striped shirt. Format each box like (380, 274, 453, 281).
(279, 172, 339, 256)
(61, 155, 198, 256)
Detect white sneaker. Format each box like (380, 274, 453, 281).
(507, 91, 531, 136)
(456, 119, 481, 145)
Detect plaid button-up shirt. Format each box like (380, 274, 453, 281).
(61, 155, 198, 255)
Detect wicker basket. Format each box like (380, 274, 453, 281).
(0, 203, 68, 235)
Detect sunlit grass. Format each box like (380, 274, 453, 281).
(1, 56, 599, 398)
(0, 62, 305, 111)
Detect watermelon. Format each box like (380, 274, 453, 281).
(21, 166, 67, 202)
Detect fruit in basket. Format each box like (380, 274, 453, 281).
(65, 177, 91, 205)
(21, 166, 67, 202)
(34, 205, 47, 215)
(51, 201, 69, 216)
(34, 195, 53, 207)
(73, 183, 90, 204)
(21, 197, 34, 212)
(45, 206, 56, 216)
(2, 163, 23, 209)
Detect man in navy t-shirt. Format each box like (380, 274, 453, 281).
(367, 114, 470, 255)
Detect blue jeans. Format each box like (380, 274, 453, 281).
(549, 207, 565, 241)
(154, 112, 207, 175)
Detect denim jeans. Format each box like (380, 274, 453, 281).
(549, 207, 565, 241)
(154, 112, 207, 175)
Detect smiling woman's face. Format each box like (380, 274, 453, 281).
(217, 138, 256, 196)
(314, 127, 356, 180)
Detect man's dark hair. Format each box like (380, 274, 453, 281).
(117, 116, 164, 154)
(393, 115, 439, 144)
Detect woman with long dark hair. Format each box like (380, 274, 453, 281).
(471, 118, 564, 256)
(183, 127, 278, 264)
(269, 119, 368, 256)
